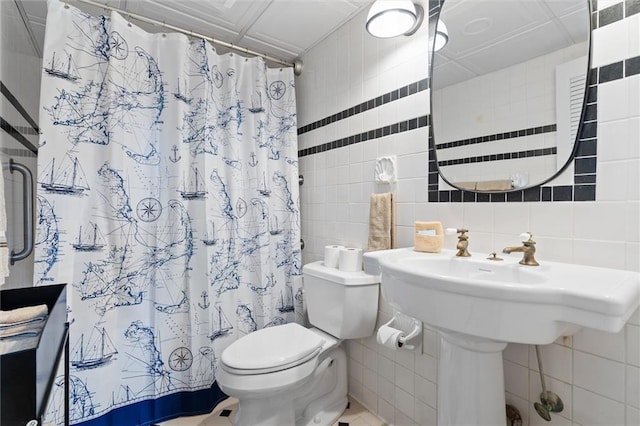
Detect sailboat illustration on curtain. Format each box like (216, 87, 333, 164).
(269, 216, 283, 235)
(40, 155, 90, 195)
(173, 78, 192, 104)
(179, 167, 207, 200)
(44, 52, 80, 82)
(71, 327, 118, 370)
(201, 221, 217, 246)
(72, 223, 106, 251)
(277, 287, 294, 313)
(208, 305, 233, 341)
(257, 172, 271, 196)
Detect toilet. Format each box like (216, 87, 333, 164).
(216, 261, 380, 426)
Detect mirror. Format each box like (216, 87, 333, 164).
(431, 0, 591, 192)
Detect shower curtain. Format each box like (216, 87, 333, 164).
(35, 1, 302, 424)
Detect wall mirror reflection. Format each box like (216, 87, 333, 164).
(431, 0, 591, 193)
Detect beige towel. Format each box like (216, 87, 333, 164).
(476, 179, 513, 191)
(0, 304, 48, 327)
(414, 221, 444, 253)
(453, 181, 477, 191)
(367, 192, 395, 251)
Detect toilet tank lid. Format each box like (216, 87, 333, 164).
(303, 261, 380, 285)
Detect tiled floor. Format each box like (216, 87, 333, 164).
(158, 396, 385, 426)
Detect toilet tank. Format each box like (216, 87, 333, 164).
(302, 261, 379, 339)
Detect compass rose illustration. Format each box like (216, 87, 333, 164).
(269, 80, 286, 100)
(136, 198, 162, 222)
(109, 31, 128, 60)
(168, 347, 193, 371)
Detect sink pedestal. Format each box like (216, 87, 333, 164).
(438, 331, 508, 426)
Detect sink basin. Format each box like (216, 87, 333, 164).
(366, 247, 640, 344)
(364, 247, 640, 425)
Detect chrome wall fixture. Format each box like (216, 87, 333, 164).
(8, 159, 34, 264)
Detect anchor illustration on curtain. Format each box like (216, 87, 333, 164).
(35, 1, 302, 424)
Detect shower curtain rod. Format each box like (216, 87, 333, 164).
(73, 0, 303, 74)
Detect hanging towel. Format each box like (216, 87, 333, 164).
(367, 192, 395, 251)
(475, 179, 513, 191)
(0, 164, 8, 283)
(0, 304, 49, 328)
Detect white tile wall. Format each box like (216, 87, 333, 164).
(297, 1, 639, 425)
(1, 0, 41, 289)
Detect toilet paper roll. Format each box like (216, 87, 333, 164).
(376, 324, 403, 350)
(338, 247, 363, 272)
(324, 245, 344, 268)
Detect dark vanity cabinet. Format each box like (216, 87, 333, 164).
(0, 284, 69, 426)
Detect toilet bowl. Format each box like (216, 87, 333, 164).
(216, 261, 379, 426)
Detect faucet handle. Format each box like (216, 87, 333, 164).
(446, 228, 468, 236)
(520, 232, 535, 244)
(447, 228, 471, 257)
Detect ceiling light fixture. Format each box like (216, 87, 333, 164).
(365, 0, 424, 38)
(434, 19, 449, 51)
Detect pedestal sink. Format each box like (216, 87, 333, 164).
(363, 248, 640, 426)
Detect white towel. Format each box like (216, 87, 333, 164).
(0, 322, 44, 339)
(0, 304, 49, 327)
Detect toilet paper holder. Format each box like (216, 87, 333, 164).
(380, 313, 422, 350)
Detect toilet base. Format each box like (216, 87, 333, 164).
(230, 345, 348, 426)
(297, 396, 348, 426)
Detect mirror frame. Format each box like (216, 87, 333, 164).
(428, 0, 594, 194)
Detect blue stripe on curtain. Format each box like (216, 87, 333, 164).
(77, 384, 226, 426)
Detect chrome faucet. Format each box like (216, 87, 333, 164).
(446, 228, 471, 257)
(502, 232, 539, 266)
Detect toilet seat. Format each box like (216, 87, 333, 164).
(221, 323, 326, 375)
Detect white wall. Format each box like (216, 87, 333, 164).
(296, 1, 640, 425)
(0, 0, 42, 288)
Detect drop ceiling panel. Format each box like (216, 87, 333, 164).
(246, 0, 361, 55)
(454, 22, 568, 76)
(432, 59, 477, 89)
(442, 1, 556, 58)
(558, 9, 591, 43)
(121, 0, 242, 41)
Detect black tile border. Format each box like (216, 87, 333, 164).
(298, 115, 429, 157)
(0, 81, 39, 134)
(599, 2, 624, 26)
(0, 80, 39, 154)
(435, 124, 557, 150)
(593, 0, 639, 28)
(0, 116, 38, 153)
(297, 78, 429, 136)
(438, 147, 557, 167)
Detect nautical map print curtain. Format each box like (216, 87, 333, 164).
(36, 1, 302, 424)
